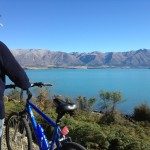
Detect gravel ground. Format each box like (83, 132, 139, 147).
(2, 128, 8, 150)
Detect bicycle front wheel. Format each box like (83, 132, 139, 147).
(60, 142, 87, 150)
(5, 112, 33, 150)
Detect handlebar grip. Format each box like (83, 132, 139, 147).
(5, 84, 16, 89)
(43, 83, 52, 86)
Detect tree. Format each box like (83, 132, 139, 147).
(76, 96, 96, 111)
(36, 87, 52, 111)
(99, 91, 122, 114)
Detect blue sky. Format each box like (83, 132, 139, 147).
(0, 0, 150, 52)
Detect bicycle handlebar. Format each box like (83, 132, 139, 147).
(5, 82, 52, 89)
(5, 84, 16, 89)
(5, 82, 52, 101)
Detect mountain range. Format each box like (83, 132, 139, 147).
(11, 49, 150, 69)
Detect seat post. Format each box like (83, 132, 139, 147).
(56, 112, 65, 124)
(56, 106, 65, 124)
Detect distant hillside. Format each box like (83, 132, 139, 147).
(11, 49, 150, 69)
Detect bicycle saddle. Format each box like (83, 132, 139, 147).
(53, 98, 77, 114)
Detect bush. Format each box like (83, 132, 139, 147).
(133, 103, 150, 122)
(76, 96, 96, 111)
(7, 88, 21, 101)
(62, 117, 109, 149)
(4, 89, 150, 150)
(99, 111, 126, 125)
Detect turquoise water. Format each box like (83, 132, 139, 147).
(24, 69, 150, 113)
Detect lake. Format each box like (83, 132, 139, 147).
(14, 68, 150, 113)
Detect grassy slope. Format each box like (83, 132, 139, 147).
(5, 100, 150, 150)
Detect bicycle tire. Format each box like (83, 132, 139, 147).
(60, 142, 87, 150)
(5, 112, 33, 150)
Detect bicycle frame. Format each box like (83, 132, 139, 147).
(26, 100, 62, 150)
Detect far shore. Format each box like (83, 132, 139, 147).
(24, 66, 150, 70)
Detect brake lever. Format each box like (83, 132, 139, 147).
(26, 89, 32, 101)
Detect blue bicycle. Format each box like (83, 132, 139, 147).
(5, 82, 86, 150)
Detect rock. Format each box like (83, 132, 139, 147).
(1, 126, 39, 150)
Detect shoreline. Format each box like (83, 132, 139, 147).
(24, 66, 150, 70)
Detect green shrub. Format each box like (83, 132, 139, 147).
(62, 117, 109, 149)
(133, 103, 150, 122)
(4, 89, 150, 150)
(7, 88, 21, 101)
(76, 96, 96, 111)
(99, 111, 127, 125)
